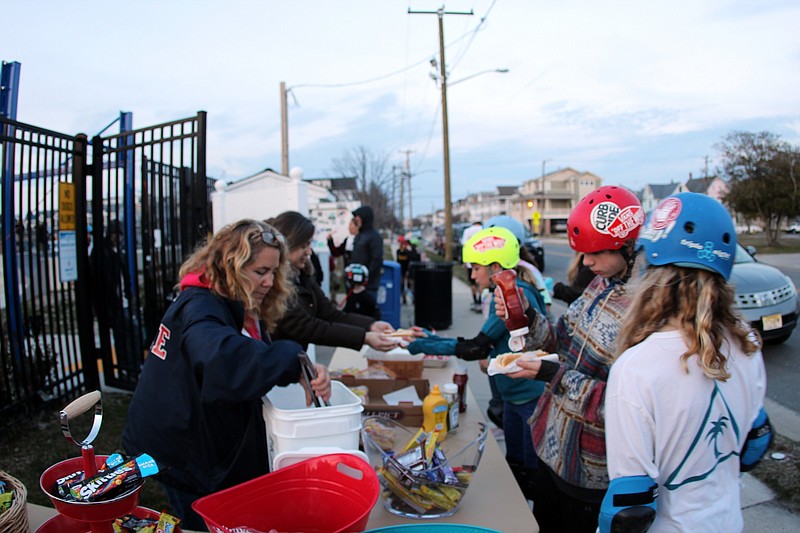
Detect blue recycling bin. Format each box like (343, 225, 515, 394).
(377, 260, 402, 328)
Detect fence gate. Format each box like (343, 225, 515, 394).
(90, 112, 209, 390)
(1, 118, 93, 421)
(1, 112, 209, 424)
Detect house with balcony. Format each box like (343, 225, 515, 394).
(453, 186, 520, 224)
(510, 167, 602, 235)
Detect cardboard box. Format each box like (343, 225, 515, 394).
(339, 376, 429, 428)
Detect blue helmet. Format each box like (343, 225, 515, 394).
(485, 215, 526, 243)
(638, 192, 736, 280)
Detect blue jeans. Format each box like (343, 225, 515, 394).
(504, 398, 540, 502)
(503, 398, 539, 470)
(160, 482, 209, 531)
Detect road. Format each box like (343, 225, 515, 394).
(541, 238, 800, 415)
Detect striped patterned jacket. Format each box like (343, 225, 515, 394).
(530, 274, 631, 490)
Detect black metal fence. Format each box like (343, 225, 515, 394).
(90, 113, 210, 390)
(1, 112, 210, 425)
(1, 119, 90, 422)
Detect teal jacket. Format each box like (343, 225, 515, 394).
(408, 278, 546, 404)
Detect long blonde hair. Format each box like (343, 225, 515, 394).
(616, 265, 760, 380)
(178, 219, 294, 331)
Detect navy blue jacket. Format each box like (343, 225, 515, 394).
(123, 287, 303, 495)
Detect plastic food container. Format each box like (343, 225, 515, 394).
(422, 355, 450, 368)
(362, 346, 424, 379)
(39, 455, 145, 524)
(361, 416, 488, 519)
(272, 447, 369, 471)
(192, 453, 379, 533)
(35, 506, 175, 533)
(263, 380, 363, 467)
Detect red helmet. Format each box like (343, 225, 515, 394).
(567, 186, 644, 253)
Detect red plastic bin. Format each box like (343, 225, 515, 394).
(192, 453, 379, 533)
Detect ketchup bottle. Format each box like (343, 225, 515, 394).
(453, 363, 468, 413)
(493, 269, 529, 352)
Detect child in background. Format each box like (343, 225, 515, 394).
(340, 263, 380, 319)
(396, 237, 412, 304)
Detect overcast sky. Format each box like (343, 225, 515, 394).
(3, 0, 799, 214)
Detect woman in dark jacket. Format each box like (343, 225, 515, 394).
(124, 219, 331, 530)
(269, 211, 397, 352)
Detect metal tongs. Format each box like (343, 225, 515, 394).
(298, 351, 330, 407)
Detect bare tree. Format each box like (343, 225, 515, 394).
(715, 131, 800, 246)
(331, 146, 399, 231)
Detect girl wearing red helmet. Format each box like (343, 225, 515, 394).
(495, 185, 644, 532)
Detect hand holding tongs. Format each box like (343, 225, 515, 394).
(298, 351, 330, 408)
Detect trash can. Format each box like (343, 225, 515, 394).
(412, 262, 453, 330)
(378, 260, 402, 328)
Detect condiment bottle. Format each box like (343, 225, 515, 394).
(453, 363, 468, 413)
(422, 385, 449, 440)
(443, 383, 460, 431)
(492, 269, 529, 352)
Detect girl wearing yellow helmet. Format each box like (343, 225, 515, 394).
(407, 226, 547, 502)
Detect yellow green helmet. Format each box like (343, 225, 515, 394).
(462, 226, 520, 269)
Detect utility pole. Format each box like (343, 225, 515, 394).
(391, 165, 399, 221)
(280, 81, 289, 176)
(409, 6, 473, 261)
(399, 149, 415, 230)
(398, 164, 405, 229)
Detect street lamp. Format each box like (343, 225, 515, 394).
(449, 68, 509, 87)
(438, 67, 509, 260)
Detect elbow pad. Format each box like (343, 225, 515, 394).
(454, 332, 494, 360)
(740, 408, 773, 472)
(599, 476, 658, 533)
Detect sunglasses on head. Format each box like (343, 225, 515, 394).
(260, 230, 285, 246)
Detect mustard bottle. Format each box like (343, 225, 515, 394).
(422, 385, 449, 441)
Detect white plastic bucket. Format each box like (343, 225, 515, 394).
(263, 380, 363, 468)
(272, 448, 369, 471)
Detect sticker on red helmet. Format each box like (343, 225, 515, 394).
(591, 202, 644, 239)
(472, 235, 507, 253)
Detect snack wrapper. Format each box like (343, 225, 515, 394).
(68, 453, 159, 502)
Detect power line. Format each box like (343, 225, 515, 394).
(287, 2, 497, 91)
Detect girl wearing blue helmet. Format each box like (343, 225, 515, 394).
(600, 193, 772, 533)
